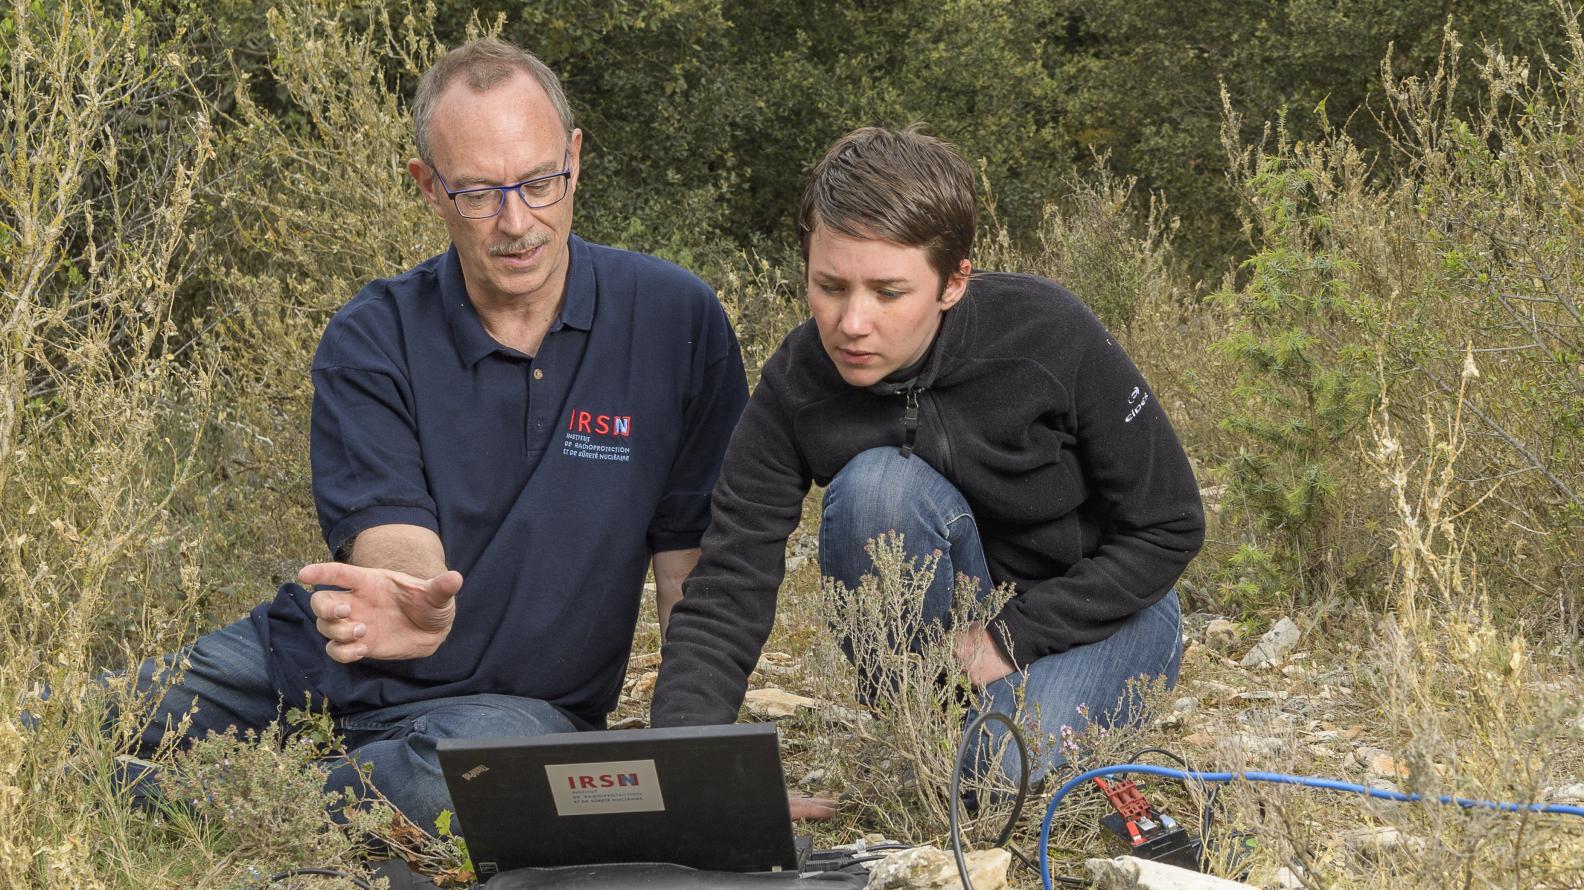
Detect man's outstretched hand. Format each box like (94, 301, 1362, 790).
(301, 562, 463, 663)
(789, 794, 837, 822)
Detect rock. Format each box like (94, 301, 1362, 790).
(1181, 611, 1224, 637)
(1223, 734, 1286, 759)
(798, 768, 827, 788)
(1369, 754, 1403, 776)
(608, 716, 647, 730)
(825, 704, 874, 726)
(1269, 866, 1305, 889)
(1240, 617, 1300, 668)
(1341, 826, 1425, 862)
(1195, 680, 1238, 703)
(744, 688, 821, 719)
(866, 845, 1010, 890)
(1172, 697, 1198, 714)
(1547, 783, 1584, 803)
(628, 670, 658, 700)
(1084, 855, 1256, 889)
(1205, 619, 1243, 652)
(1230, 690, 1289, 703)
(1352, 747, 1404, 776)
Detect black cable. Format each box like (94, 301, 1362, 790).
(1125, 746, 1191, 769)
(950, 710, 1031, 890)
(1200, 784, 1221, 841)
(263, 867, 373, 889)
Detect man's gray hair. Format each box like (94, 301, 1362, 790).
(412, 37, 574, 164)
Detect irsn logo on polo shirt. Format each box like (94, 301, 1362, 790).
(566, 409, 632, 436)
(562, 406, 634, 463)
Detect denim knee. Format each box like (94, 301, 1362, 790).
(818, 448, 985, 590)
(822, 448, 967, 541)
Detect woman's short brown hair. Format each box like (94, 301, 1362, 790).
(798, 125, 976, 282)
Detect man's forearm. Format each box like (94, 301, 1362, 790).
(650, 548, 699, 641)
(348, 523, 448, 579)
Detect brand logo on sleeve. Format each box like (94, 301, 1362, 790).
(1124, 386, 1151, 423)
(562, 406, 634, 462)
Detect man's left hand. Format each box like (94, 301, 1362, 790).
(952, 621, 1016, 687)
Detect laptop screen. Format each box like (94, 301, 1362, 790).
(437, 723, 800, 878)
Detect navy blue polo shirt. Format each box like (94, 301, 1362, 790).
(250, 235, 748, 725)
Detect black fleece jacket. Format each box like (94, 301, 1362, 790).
(651, 272, 1204, 727)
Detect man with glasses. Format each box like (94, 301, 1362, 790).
(118, 37, 748, 832)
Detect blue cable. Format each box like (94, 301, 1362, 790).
(1037, 763, 1584, 890)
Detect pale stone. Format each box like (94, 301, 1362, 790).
(628, 670, 658, 699)
(1270, 866, 1305, 889)
(1084, 856, 1256, 889)
(1549, 782, 1584, 803)
(744, 688, 822, 719)
(1230, 690, 1288, 703)
(1205, 619, 1242, 652)
(1351, 746, 1405, 776)
(866, 845, 1010, 890)
(825, 704, 874, 726)
(1341, 826, 1426, 862)
(1352, 746, 1390, 768)
(1368, 753, 1403, 777)
(608, 715, 646, 730)
(1240, 617, 1300, 668)
(1223, 734, 1286, 759)
(798, 768, 827, 788)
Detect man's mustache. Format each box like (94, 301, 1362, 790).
(489, 234, 551, 256)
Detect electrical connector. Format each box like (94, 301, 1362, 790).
(1094, 777, 1203, 871)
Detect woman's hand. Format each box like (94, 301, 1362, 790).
(952, 621, 1017, 687)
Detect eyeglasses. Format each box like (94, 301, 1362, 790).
(432, 152, 572, 219)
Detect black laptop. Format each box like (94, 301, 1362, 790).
(436, 723, 801, 880)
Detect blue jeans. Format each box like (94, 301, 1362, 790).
(819, 447, 1182, 782)
(126, 619, 576, 831)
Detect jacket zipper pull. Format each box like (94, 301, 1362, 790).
(900, 387, 920, 458)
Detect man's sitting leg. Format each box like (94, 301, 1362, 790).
(117, 617, 287, 805)
(328, 693, 579, 833)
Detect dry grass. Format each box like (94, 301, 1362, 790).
(3, 0, 1582, 886)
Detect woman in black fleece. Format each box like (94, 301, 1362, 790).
(653, 126, 1204, 785)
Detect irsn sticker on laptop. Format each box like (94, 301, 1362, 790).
(543, 758, 666, 815)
